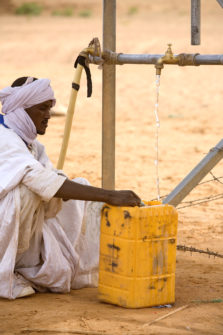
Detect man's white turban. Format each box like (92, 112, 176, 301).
(0, 77, 56, 145)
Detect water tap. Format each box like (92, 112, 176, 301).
(80, 37, 101, 58)
(155, 44, 180, 75)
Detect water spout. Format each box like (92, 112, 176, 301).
(154, 74, 161, 200)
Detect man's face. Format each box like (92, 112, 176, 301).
(25, 100, 53, 135)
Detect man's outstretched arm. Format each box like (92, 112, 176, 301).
(54, 179, 141, 207)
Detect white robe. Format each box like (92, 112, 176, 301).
(0, 125, 101, 299)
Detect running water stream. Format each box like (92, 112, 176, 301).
(154, 74, 161, 200)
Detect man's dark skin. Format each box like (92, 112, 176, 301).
(26, 99, 142, 207)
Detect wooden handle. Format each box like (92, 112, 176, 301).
(57, 64, 83, 170)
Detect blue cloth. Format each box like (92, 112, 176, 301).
(0, 114, 9, 128)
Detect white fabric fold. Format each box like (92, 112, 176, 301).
(0, 125, 101, 299)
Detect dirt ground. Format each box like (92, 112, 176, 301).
(0, 0, 223, 334)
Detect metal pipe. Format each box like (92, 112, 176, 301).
(163, 139, 223, 207)
(102, 0, 116, 189)
(191, 0, 200, 45)
(216, 0, 223, 8)
(195, 54, 223, 65)
(90, 53, 223, 66)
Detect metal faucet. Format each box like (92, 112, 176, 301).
(155, 44, 180, 75)
(80, 37, 101, 58)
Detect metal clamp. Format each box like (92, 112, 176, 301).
(178, 53, 200, 66)
(102, 49, 123, 65)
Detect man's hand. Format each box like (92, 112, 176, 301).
(107, 190, 141, 207)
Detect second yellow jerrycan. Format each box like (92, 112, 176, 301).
(98, 201, 178, 308)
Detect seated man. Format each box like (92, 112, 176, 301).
(0, 77, 141, 299)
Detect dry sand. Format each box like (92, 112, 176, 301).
(0, 1, 223, 334)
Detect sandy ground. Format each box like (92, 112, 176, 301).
(0, 1, 223, 334)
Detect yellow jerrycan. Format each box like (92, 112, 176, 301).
(98, 201, 178, 308)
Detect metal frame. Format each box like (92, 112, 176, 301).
(217, 0, 223, 8)
(101, 0, 223, 196)
(191, 0, 200, 45)
(94, 53, 223, 66)
(163, 140, 223, 206)
(102, 0, 116, 189)
(191, 0, 223, 45)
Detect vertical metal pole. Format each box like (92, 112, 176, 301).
(102, 0, 116, 189)
(191, 0, 201, 45)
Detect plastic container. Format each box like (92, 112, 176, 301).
(98, 201, 178, 308)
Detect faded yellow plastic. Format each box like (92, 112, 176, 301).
(98, 201, 178, 308)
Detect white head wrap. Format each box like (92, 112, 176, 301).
(0, 77, 56, 145)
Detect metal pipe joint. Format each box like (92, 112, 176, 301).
(178, 53, 200, 66)
(102, 49, 123, 65)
